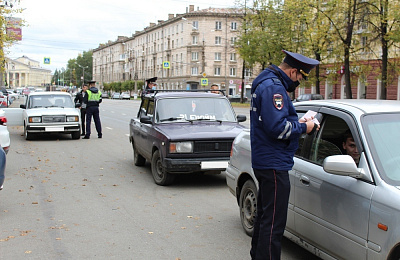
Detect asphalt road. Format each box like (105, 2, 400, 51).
(0, 98, 320, 259)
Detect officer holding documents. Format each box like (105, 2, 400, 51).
(250, 50, 320, 260)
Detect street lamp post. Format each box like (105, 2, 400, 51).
(75, 63, 88, 87)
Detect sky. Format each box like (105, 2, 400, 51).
(5, 0, 237, 73)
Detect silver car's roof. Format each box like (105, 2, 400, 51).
(294, 99, 400, 114)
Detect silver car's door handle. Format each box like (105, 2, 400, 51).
(300, 175, 310, 186)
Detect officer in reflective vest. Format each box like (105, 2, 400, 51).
(82, 80, 102, 139)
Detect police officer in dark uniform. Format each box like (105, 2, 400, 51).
(250, 50, 320, 260)
(82, 80, 102, 139)
(74, 84, 88, 136)
(142, 77, 157, 96)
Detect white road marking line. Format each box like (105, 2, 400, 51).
(125, 134, 130, 137)
(105, 127, 113, 130)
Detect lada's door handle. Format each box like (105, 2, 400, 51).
(300, 175, 310, 186)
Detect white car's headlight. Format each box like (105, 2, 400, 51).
(169, 142, 193, 153)
(66, 116, 79, 122)
(29, 116, 41, 123)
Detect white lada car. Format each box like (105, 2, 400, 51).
(6, 92, 81, 140)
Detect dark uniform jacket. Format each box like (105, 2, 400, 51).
(250, 65, 307, 171)
(74, 91, 86, 108)
(84, 87, 102, 108)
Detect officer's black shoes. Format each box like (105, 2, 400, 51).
(82, 136, 90, 139)
(98, 134, 102, 138)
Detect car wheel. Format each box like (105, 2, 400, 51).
(133, 143, 145, 166)
(239, 179, 257, 236)
(24, 124, 33, 140)
(151, 150, 175, 186)
(71, 131, 80, 140)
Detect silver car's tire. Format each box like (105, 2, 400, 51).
(71, 131, 80, 140)
(239, 179, 257, 237)
(151, 150, 175, 186)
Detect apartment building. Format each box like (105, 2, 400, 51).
(93, 5, 252, 97)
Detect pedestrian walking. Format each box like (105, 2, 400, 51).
(250, 50, 320, 260)
(82, 80, 102, 139)
(74, 84, 88, 136)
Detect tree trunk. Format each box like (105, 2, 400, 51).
(344, 47, 352, 99)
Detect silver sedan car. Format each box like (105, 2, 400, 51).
(226, 99, 400, 260)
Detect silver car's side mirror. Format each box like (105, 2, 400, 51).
(323, 155, 363, 178)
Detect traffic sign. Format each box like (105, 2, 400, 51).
(44, 57, 51, 64)
(163, 61, 170, 69)
(202, 72, 207, 77)
(201, 78, 208, 86)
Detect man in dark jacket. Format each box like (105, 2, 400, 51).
(250, 50, 319, 260)
(74, 84, 88, 136)
(82, 80, 102, 139)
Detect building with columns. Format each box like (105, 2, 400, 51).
(5, 56, 52, 88)
(93, 6, 253, 97)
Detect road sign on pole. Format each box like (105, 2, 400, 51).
(44, 57, 51, 64)
(163, 61, 170, 69)
(201, 78, 208, 86)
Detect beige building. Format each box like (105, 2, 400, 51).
(5, 56, 52, 88)
(93, 6, 253, 97)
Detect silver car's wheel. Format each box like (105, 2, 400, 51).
(239, 180, 257, 236)
(151, 150, 175, 186)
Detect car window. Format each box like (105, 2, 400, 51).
(138, 98, 149, 118)
(363, 113, 400, 185)
(147, 100, 155, 117)
(295, 111, 307, 157)
(155, 97, 236, 123)
(310, 115, 352, 165)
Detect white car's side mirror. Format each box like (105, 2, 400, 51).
(323, 155, 363, 178)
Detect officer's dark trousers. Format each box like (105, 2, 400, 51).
(250, 169, 290, 260)
(85, 106, 102, 137)
(80, 108, 86, 135)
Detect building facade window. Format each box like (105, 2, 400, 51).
(214, 67, 221, 76)
(191, 67, 198, 75)
(191, 52, 199, 61)
(230, 67, 236, 76)
(231, 22, 237, 30)
(192, 21, 198, 30)
(215, 52, 222, 61)
(215, 36, 222, 45)
(192, 36, 198, 45)
(230, 53, 236, 61)
(215, 21, 222, 30)
(230, 37, 237, 45)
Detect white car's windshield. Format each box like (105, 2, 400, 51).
(155, 97, 236, 123)
(28, 95, 74, 108)
(363, 113, 400, 185)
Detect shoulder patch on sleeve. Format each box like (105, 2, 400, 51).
(273, 94, 284, 110)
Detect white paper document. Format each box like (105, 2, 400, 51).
(301, 110, 320, 125)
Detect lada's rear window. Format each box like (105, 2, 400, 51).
(155, 97, 236, 123)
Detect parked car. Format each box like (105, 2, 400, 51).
(229, 94, 248, 103)
(111, 93, 121, 99)
(101, 92, 109, 98)
(0, 147, 5, 190)
(17, 92, 81, 140)
(226, 99, 400, 260)
(295, 93, 324, 102)
(129, 90, 247, 185)
(120, 92, 130, 100)
(0, 109, 10, 154)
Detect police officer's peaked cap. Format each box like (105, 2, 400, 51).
(87, 80, 96, 84)
(282, 50, 319, 80)
(146, 77, 157, 83)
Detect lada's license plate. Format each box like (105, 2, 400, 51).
(45, 127, 64, 132)
(201, 161, 228, 169)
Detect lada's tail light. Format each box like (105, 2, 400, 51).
(0, 116, 7, 126)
